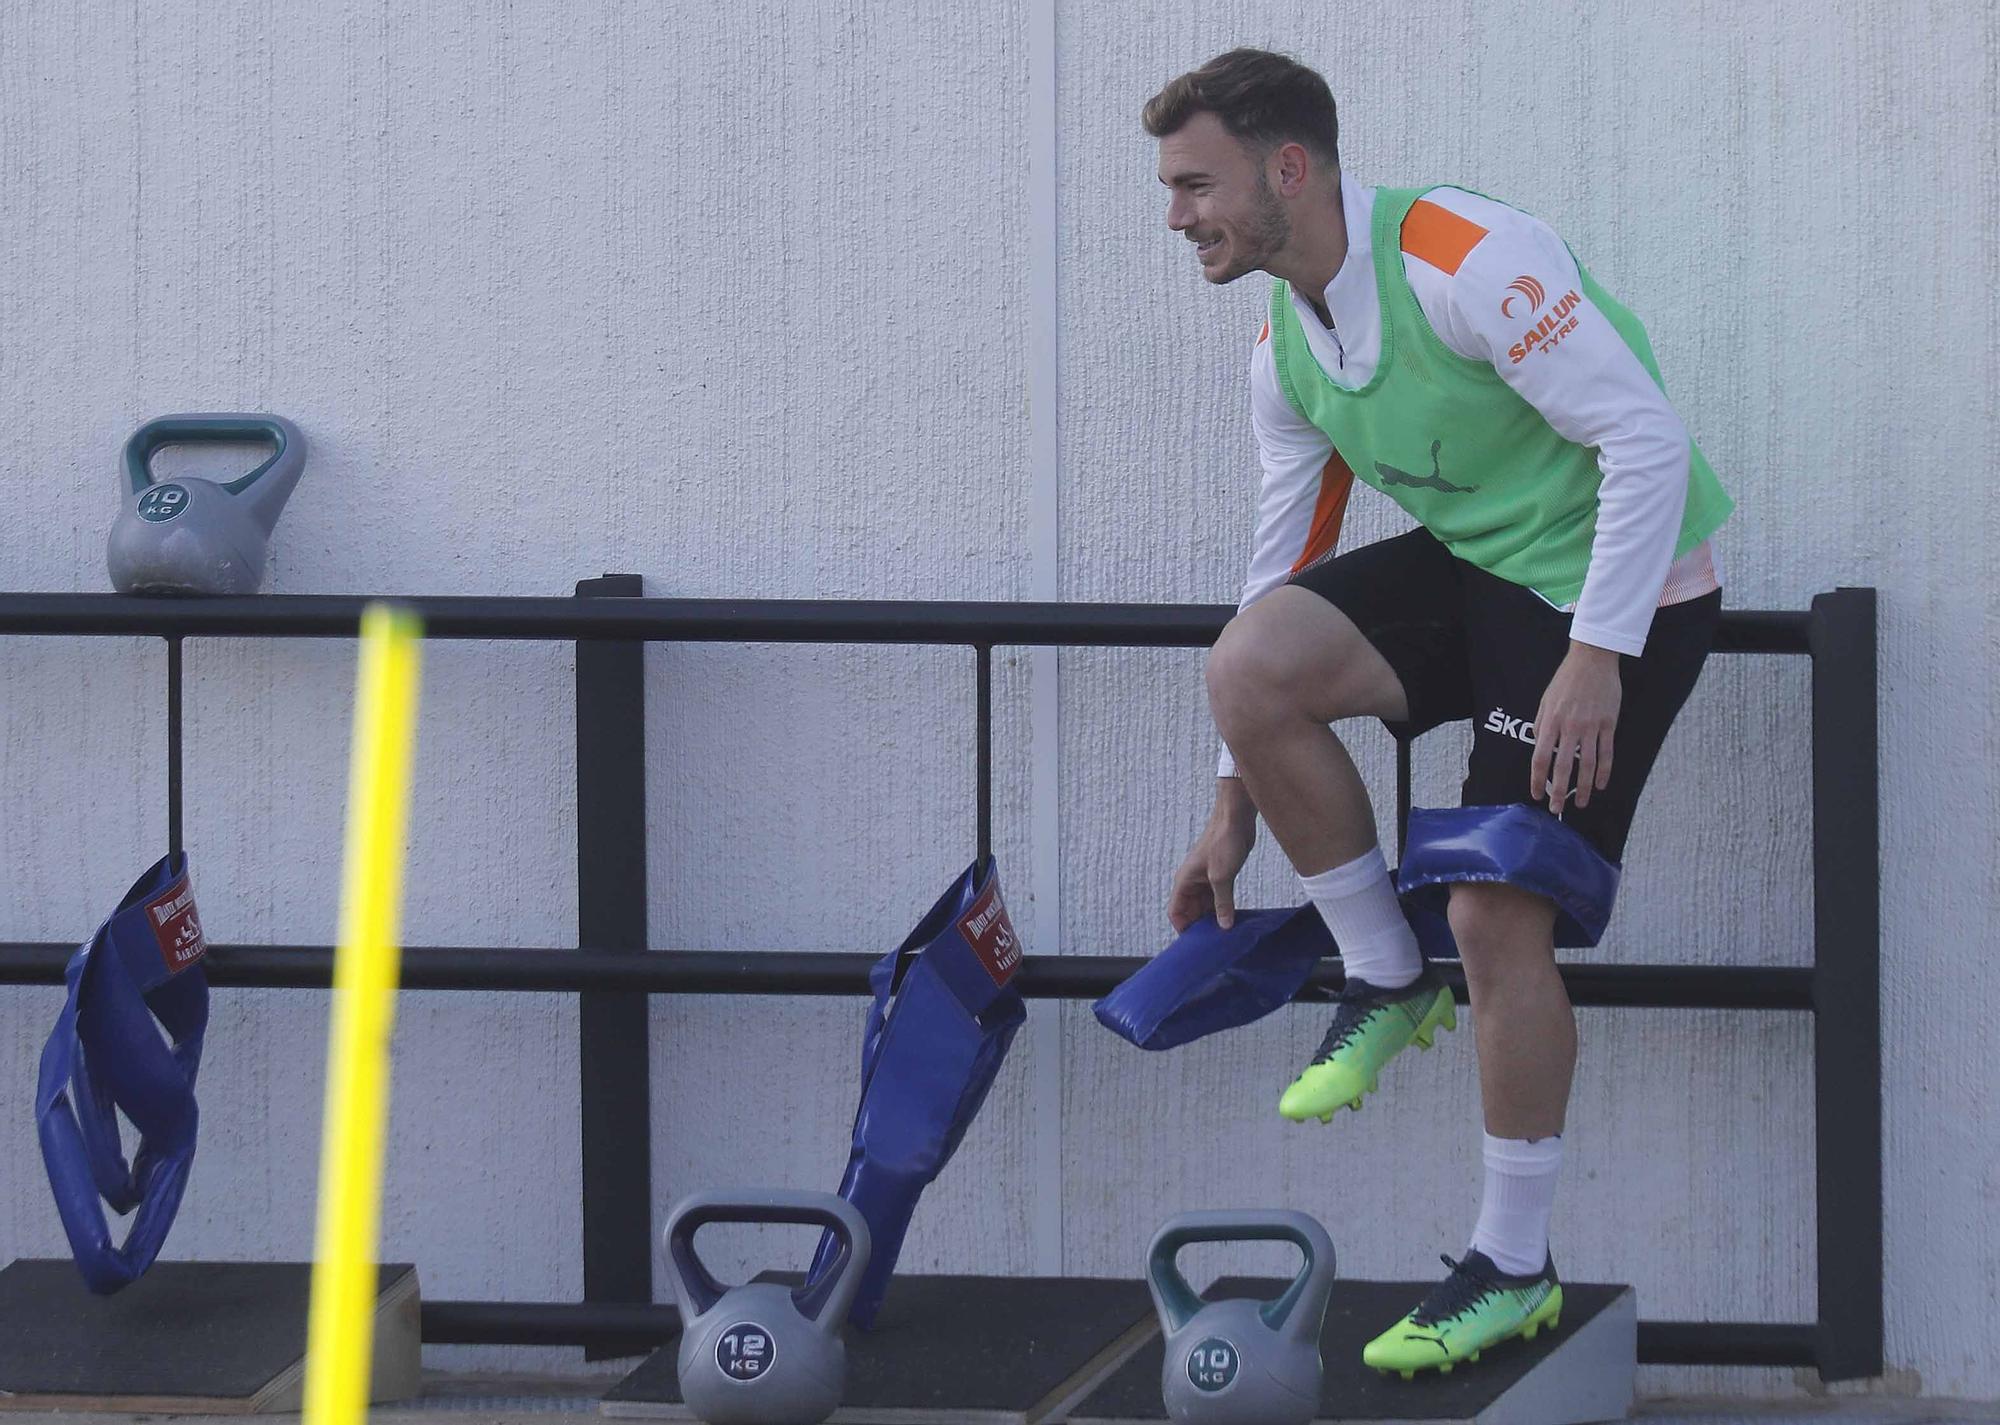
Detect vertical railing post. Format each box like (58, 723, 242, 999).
(1808, 587, 1882, 1381)
(976, 644, 993, 865)
(574, 575, 653, 1358)
(166, 636, 185, 856)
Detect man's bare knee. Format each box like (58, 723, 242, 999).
(1448, 882, 1559, 989)
(1206, 588, 1405, 737)
(1206, 617, 1298, 741)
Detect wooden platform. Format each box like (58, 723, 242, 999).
(0, 1259, 422, 1415)
(602, 1275, 1156, 1424)
(1069, 1275, 1635, 1425)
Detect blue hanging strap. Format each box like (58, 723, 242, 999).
(810, 857, 1026, 1328)
(35, 853, 209, 1294)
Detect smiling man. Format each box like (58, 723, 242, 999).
(1146, 48, 1733, 1378)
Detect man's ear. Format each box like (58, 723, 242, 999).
(1272, 141, 1313, 198)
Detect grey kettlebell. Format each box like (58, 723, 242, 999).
(664, 1189, 871, 1425)
(1148, 1209, 1336, 1425)
(107, 413, 306, 595)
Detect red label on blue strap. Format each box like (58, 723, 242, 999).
(955, 880, 1020, 988)
(143, 877, 206, 974)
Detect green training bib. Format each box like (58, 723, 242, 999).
(1268, 185, 1732, 605)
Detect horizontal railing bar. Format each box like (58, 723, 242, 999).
(0, 943, 1814, 1010)
(2, 594, 1220, 644)
(1638, 1320, 1820, 1367)
(0, 592, 1812, 653)
(1710, 610, 1816, 654)
(1035, 956, 1817, 1010)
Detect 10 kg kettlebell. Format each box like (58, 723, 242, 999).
(106, 413, 306, 596)
(1147, 1209, 1336, 1425)
(664, 1189, 871, 1425)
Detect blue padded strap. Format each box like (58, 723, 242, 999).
(855, 856, 1019, 1091)
(814, 857, 1026, 1328)
(1396, 805, 1621, 948)
(35, 854, 208, 1294)
(1093, 905, 1329, 1052)
(1093, 883, 1471, 1052)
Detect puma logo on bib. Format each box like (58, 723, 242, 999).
(1376, 440, 1478, 495)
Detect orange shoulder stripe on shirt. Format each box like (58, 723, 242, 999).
(1257, 320, 1270, 344)
(1290, 450, 1356, 574)
(1401, 198, 1488, 276)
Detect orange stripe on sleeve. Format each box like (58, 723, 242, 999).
(1257, 320, 1270, 345)
(1290, 450, 1356, 574)
(1401, 199, 1488, 276)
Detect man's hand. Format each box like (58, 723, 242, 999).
(1531, 641, 1623, 814)
(1167, 781, 1257, 932)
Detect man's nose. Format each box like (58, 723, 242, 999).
(1166, 193, 1191, 231)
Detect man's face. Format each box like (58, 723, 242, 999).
(1157, 111, 1291, 285)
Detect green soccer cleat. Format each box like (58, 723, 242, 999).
(1362, 1250, 1563, 1379)
(1278, 969, 1456, 1122)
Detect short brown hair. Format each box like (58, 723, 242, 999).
(1142, 48, 1340, 167)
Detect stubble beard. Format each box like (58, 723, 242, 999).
(1214, 172, 1292, 284)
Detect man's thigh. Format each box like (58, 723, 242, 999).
(1460, 570, 1722, 862)
(1285, 527, 1474, 735)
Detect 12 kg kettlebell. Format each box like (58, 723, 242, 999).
(106, 413, 306, 595)
(1147, 1209, 1336, 1425)
(664, 1189, 871, 1425)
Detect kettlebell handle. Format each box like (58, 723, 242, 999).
(664, 1190, 872, 1330)
(1147, 1210, 1337, 1345)
(123, 414, 305, 498)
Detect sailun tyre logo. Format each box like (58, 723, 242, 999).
(1501, 275, 1545, 319)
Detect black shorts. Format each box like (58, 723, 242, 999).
(1289, 527, 1720, 863)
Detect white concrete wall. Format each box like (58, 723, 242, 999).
(1, 0, 1993, 1402)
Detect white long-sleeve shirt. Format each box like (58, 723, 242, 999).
(1220, 179, 1721, 778)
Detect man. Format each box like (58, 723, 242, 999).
(1146, 48, 1731, 1377)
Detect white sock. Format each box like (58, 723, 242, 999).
(1300, 847, 1421, 990)
(1471, 1132, 1563, 1277)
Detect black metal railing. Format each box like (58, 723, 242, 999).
(0, 585, 1880, 1379)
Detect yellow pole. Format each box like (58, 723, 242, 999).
(302, 604, 424, 1425)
